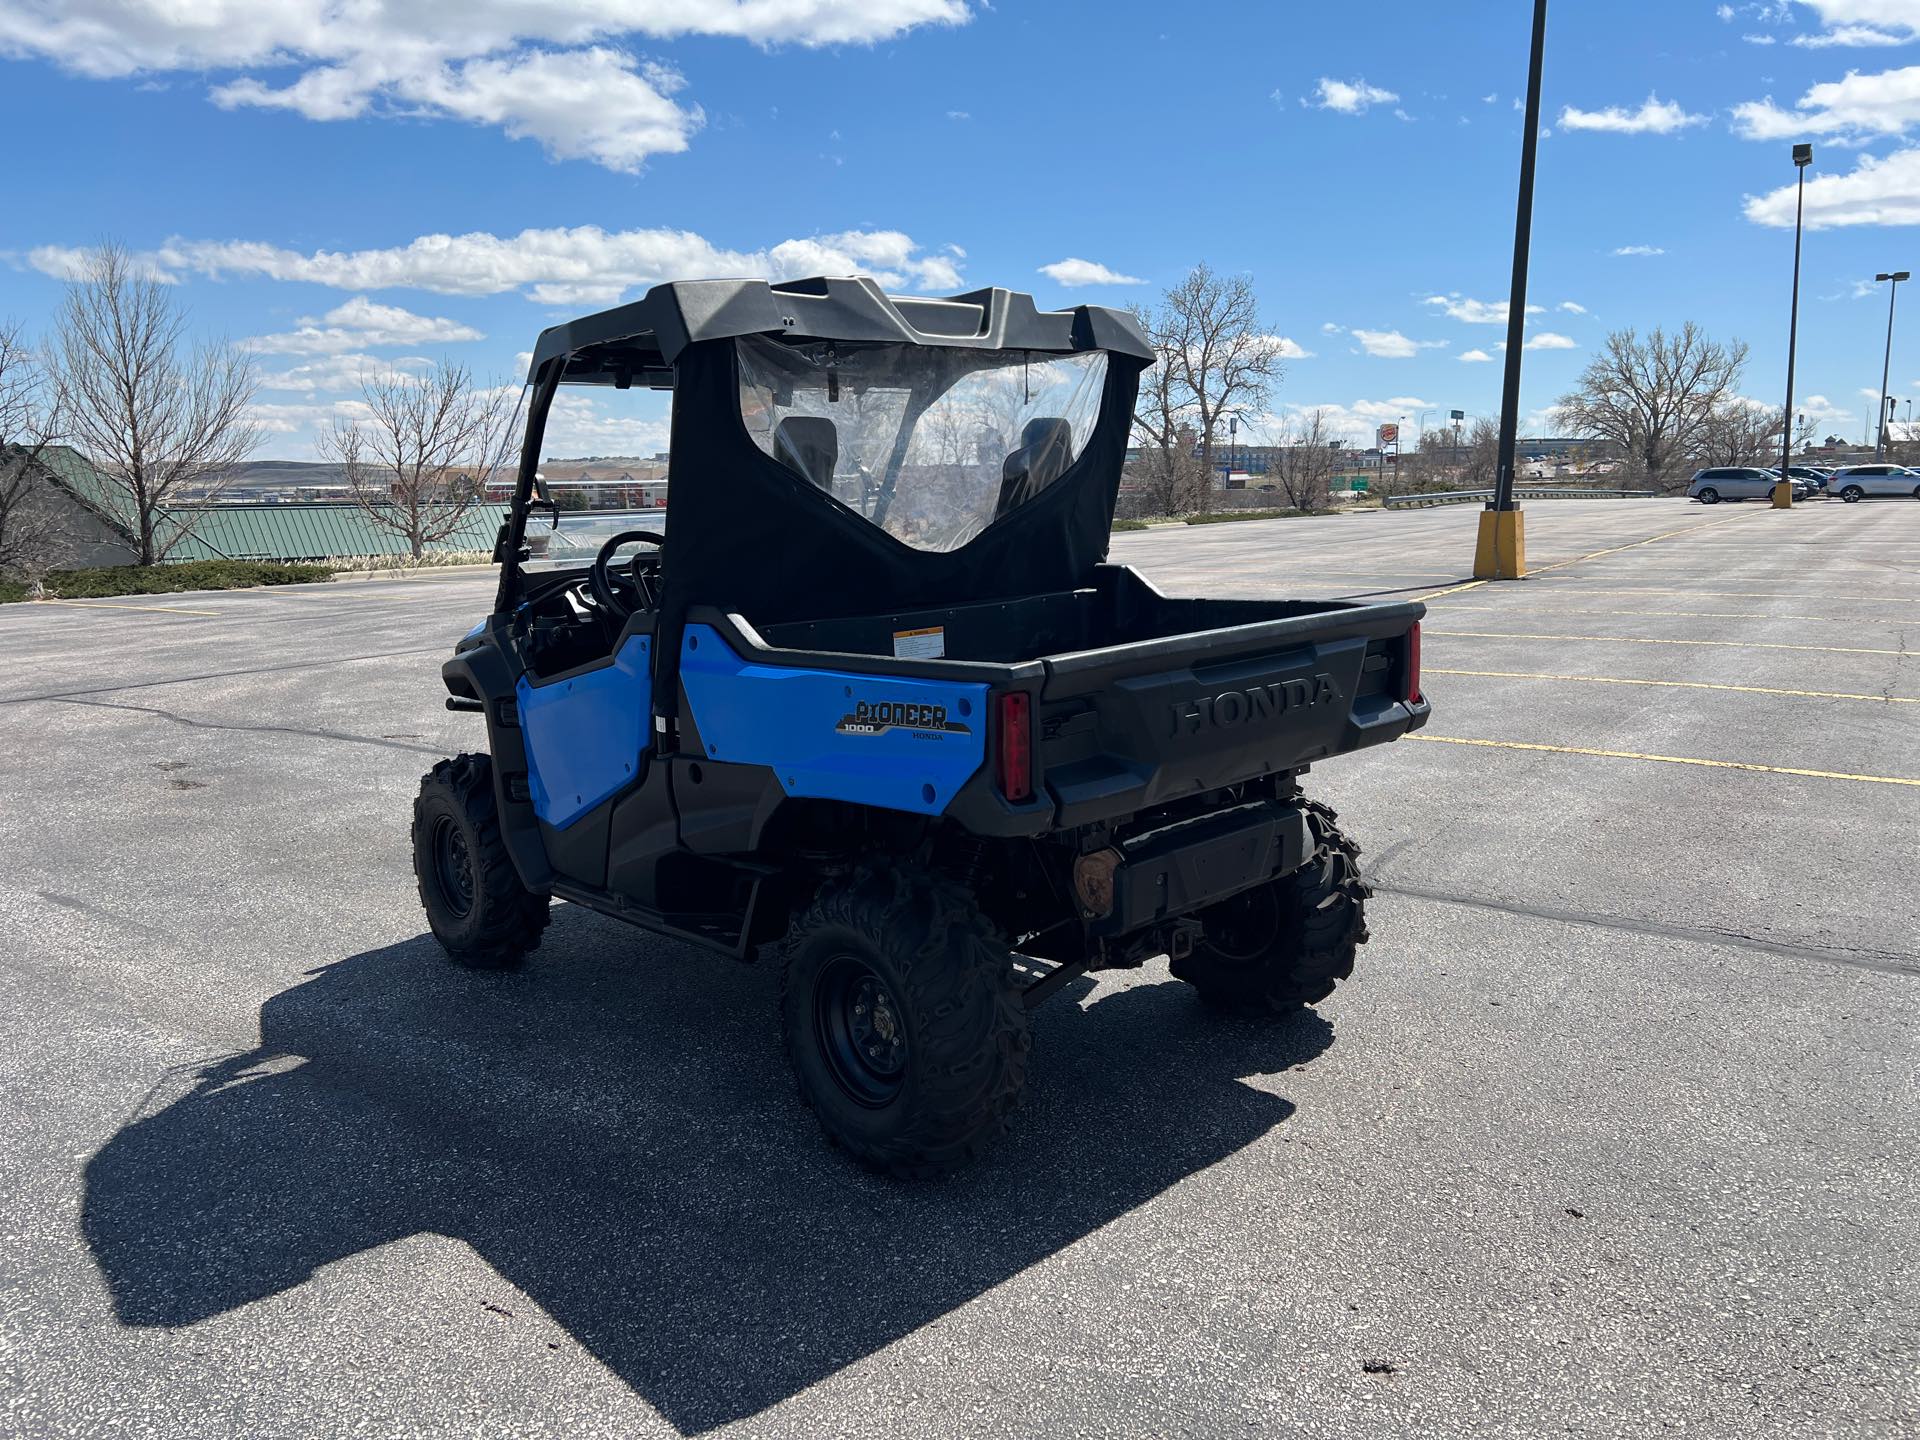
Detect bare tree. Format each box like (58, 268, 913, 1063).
(1129, 309, 1210, 515)
(1269, 409, 1338, 511)
(1459, 417, 1501, 489)
(0, 322, 64, 577)
(1131, 264, 1287, 512)
(50, 242, 261, 563)
(323, 362, 519, 559)
(1554, 324, 1748, 492)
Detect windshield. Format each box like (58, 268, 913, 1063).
(738, 337, 1108, 552)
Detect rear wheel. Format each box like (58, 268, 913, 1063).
(1842, 485, 1865, 503)
(780, 864, 1029, 1177)
(413, 753, 549, 969)
(1172, 800, 1371, 1015)
(1698, 487, 1720, 504)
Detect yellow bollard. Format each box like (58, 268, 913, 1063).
(1472, 508, 1527, 579)
(1771, 479, 1794, 509)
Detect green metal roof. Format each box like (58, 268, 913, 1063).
(164, 502, 509, 563)
(32, 445, 507, 563)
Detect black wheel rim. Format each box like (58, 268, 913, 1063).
(813, 954, 909, 1107)
(431, 814, 476, 919)
(1204, 885, 1281, 966)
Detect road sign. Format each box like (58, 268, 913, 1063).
(1450, 409, 1465, 422)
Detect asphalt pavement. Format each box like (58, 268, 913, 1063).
(1, 497, 1914, 1438)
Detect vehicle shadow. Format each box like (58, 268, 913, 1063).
(81, 908, 1333, 1434)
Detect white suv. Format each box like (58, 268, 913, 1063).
(1826, 464, 1920, 502)
(1687, 467, 1797, 503)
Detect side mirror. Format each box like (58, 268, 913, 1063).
(530, 471, 560, 530)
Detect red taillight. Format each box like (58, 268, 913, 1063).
(1405, 623, 1422, 704)
(997, 691, 1033, 802)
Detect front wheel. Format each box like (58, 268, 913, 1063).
(1698, 487, 1720, 505)
(780, 865, 1029, 1177)
(1842, 485, 1865, 503)
(1172, 800, 1371, 1015)
(413, 753, 550, 968)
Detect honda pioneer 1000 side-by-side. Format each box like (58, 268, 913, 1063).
(416, 277, 1429, 1175)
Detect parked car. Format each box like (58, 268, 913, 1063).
(1825, 464, 1920, 502)
(1769, 465, 1830, 494)
(1687, 467, 1795, 503)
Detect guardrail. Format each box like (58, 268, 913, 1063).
(1382, 486, 1657, 509)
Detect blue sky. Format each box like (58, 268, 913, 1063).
(4, 0, 1920, 458)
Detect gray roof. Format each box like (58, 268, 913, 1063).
(529, 275, 1155, 384)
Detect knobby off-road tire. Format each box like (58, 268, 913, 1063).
(1171, 799, 1371, 1015)
(780, 864, 1030, 1178)
(413, 753, 550, 969)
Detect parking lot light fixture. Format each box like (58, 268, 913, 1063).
(1873, 269, 1909, 461)
(1776, 143, 1813, 509)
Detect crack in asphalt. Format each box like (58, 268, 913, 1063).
(47, 696, 449, 756)
(0, 645, 453, 708)
(1370, 878, 1920, 979)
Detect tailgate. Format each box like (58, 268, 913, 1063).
(1035, 601, 1426, 826)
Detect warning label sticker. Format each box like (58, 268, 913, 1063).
(892, 626, 946, 660)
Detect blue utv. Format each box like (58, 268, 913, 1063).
(417, 277, 1430, 1176)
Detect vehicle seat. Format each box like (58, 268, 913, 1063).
(773, 416, 839, 490)
(995, 418, 1073, 518)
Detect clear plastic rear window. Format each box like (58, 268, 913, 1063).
(738, 336, 1107, 552)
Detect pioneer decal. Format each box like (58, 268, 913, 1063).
(836, 698, 973, 738)
(1170, 674, 1342, 737)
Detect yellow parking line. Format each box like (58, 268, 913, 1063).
(1530, 585, 1920, 602)
(1427, 668, 1919, 704)
(1428, 603, 1920, 623)
(1407, 734, 1920, 787)
(1528, 513, 1759, 576)
(1417, 578, 1489, 601)
(1427, 629, 1902, 656)
(36, 599, 220, 617)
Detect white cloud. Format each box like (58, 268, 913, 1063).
(1612, 244, 1666, 255)
(1744, 32, 1779, 43)
(1797, 393, 1854, 424)
(1037, 257, 1145, 287)
(1745, 145, 1920, 226)
(257, 353, 433, 393)
(542, 392, 674, 456)
(1792, 23, 1908, 42)
(1559, 95, 1710, 134)
(1717, 3, 1736, 18)
(250, 296, 483, 355)
(1458, 349, 1495, 363)
(1351, 328, 1448, 358)
(1424, 293, 1546, 324)
(1523, 331, 1578, 350)
(947, 109, 970, 120)
(1274, 396, 1435, 446)
(1269, 336, 1314, 360)
(1558, 300, 1588, 314)
(30, 224, 966, 303)
(1733, 64, 1920, 141)
(1307, 77, 1399, 114)
(0, 1, 969, 172)
(1321, 321, 1346, 334)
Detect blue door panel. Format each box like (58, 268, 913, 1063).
(517, 635, 652, 829)
(678, 624, 987, 816)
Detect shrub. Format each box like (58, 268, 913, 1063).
(1181, 509, 1328, 525)
(1110, 518, 1152, 532)
(2, 560, 334, 601)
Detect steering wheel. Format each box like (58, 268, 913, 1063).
(587, 529, 666, 619)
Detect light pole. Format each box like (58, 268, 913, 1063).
(1873, 269, 1909, 460)
(1776, 143, 1813, 508)
(1476, 0, 1547, 580)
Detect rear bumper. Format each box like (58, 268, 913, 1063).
(1087, 799, 1312, 940)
